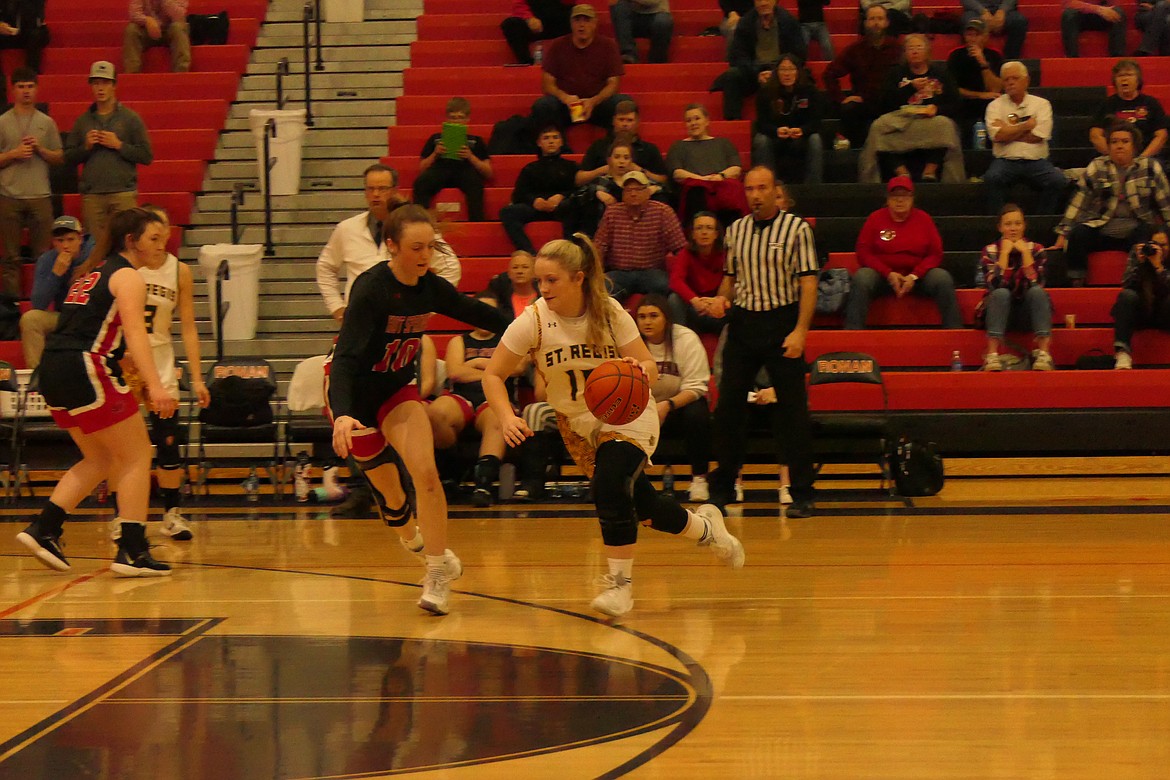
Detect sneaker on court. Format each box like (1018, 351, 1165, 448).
(1115, 351, 1133, 370)
(418, 570, 452, 615)
(786, 499, 815, 519)
(110, 545, 172, 578)
(733, 477, 744, 503)
(688, 475, 709, 502)
(982, 352, 1003, 372)
(779, 485, 792, 505)
(471, 487, 492, 507)
(695, 504, 745, 569)
(161, 509, 194, 541)
(16, 524, 70, 572)
(1031, 349, 1055, 371)
(591, 574, 633, 618)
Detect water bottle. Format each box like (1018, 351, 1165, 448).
(662, 465, 675, 494)
(294, 452, 311, 502)
(833, 133, 850, 151)
(498, 463, 516, 501)
(243, 467, 260, 502)
(973, 121, 988, 150)
(951, 350, 963, 372)
(533, 43, 542, 65)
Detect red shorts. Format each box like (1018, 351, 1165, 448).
(325, 382, 422, 460)
(42, 352, 140, 434)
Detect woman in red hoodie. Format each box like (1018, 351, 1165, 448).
(843, 176, 962, 329)
(668, 211, 729, 334)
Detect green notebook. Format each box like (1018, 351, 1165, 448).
(440, 122, 468, 159)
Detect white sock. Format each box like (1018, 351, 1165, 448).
(425, 553, 447, 575)
(681, 510, 709, 542)
(402, 529, 423, 552)
(607, 557, 633, 583)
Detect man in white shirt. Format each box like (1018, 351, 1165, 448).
(982, 61, 1069, 215)
(316, 163, 462, 322)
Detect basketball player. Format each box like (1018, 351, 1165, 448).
(327, 204, 509, 615)
(482, 235, 745, 619)
(16, 208, 179, 576)
(113, 203, 210, 542)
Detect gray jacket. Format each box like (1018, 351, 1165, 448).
(63, 102, 153, 194)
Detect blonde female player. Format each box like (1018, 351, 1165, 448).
(328, 204, 509, 616)
(482, 235, 745, 619)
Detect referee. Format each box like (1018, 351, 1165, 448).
(709, 166, 818, 517)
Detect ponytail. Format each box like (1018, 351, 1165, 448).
(537, 233, 612, 347)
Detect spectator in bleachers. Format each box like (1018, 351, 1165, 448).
(960, 0, 1028, 59)
(666, 103, 746, 226)
(1053, 122, 1170, 283)
(317, 163, 461, 324)
(712, 0, 806, 121)
(577, 100, 669, 191)
(610, 0, 674, 64)
(124, 0, 191, 73)
(1134, 0, 1170, 56)
(531, 4, 632, 131)
(798, 0, 834, 60)
(753, 53, 825, 184)
(487, 250, 541, 320)
(1061, 0, 1126, 57)
(635, 294, 713, 501)
(0, 1, 48, 76)
(947, 19, 1004, 148)
(63, 61, 153, 251)
(499, 126, 578, 253)
(860, 34, 964, 183)
(979, 203, 1055, 371)
(412, 97, 492, 223)
(0, 66, 62, 298)
(860, 0, 914, 35)
(669, 211, 730, 333)
(563, 135, 636, 236)
(1089, 59, 1167, 159)
(501, 0, 574, 65)
(718, 0, 753, 58)
(983, 61, 1068, 215)
(594, 169, 688, 300)
(844, 176, 963, 328)
(19, 216, 93, 369)
(429, 291, 525, 507)
(823, 6, 902, 149)
(1111, 228, 1170, 367)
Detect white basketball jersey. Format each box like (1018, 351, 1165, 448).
(500, 296, 638, 418)
(138, 253, 180, 395)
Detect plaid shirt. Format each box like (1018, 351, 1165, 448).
(1056, 155, 1170, 237)
(594, 200, 687, 272)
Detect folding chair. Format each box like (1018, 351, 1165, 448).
(0, 362, 20, 498)
(194, 357, 280, 497)
(10, 368, 76, 499)
(282, 354, 335, 492)
(807, 351, 894, 493)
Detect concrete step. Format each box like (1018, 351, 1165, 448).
(236, 86, 400, 103)
(195, 317, 333, 337)
(219, 126, 386, 148)
(197, 191, 366, 212)
(194, 333, 335, 357)
(191, 207, 360, 227)
(206, 158, 372, 182)
(264, 5, 422, 23)
(240, 72, 403, 92)
(186, 225, 336, 245)
(252, 45, 410, 66)
(257, 20, 417, 43)
(226, 102, 395, 122)
(212, 144, 386, 162)
(181, 243, 329, 262)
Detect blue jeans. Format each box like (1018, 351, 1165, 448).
(983, 157, 1069, 215)
(1061, 7, 1127, 57)
(610, 2, 673, 62)
(752, 131, 824, 184)
(984, 285, 1053, 340)
(800, 22, 834, 60)
(1136, 0, 1170, 54)
(843, 266, 963, 329)
(606, 268, 670, 301)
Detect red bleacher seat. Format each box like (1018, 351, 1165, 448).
(49, 18, 260, 49)
(51, 100, 229, 132)
(61, 192, 194, 226)
(44, 0, 267, 22)
(1042, 58, 1170, 88)
(39, 46, 250, 77)
(397, 92, 749, 125)
(33, 73, 241, 104)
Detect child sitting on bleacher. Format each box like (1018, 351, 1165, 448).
(412, 97, 493, 222)
(978, 204, 1055, 371)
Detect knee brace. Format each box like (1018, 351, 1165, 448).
(149, 412, 183, 471)
(353, 447, 416, 528)
(592, 441, 646, 547)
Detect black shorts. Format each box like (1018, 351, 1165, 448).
(39, 350, 139, 434)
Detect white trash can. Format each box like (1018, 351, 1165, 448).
(249, 108, 307, 196)
(198, 244, 265, 341)
(323, 0, 364, 22)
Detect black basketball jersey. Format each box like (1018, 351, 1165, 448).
(328, 265, 510, 420)
(451, 330, 512, 403)
(44, 254, 133, 361)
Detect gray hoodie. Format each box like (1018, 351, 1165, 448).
(63, 102, 153, 194)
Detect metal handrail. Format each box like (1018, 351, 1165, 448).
(229, 182, 246, 245)
(262, 118, 276, 256)
(302, 2, 315, 127)
(214, 259, 231, 363)
(275, 57, 290, 110)
(314, 0, 324, 71)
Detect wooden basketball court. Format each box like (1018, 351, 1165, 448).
(1, 457, 1168, 778)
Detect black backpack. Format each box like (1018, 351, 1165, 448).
(199, 361, 275, 427)
(189, 11, 230, 45)
(488, 114, 536, 155)
(887, 436, 945, 497)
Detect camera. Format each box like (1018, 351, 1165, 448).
(1140, 242, 1160, 259)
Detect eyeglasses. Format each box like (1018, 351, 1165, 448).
(365, 186, 395, 193)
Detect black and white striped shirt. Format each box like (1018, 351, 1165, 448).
(724, 210, 819, 311)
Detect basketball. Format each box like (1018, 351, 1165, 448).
(583, 360, 651, 425)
